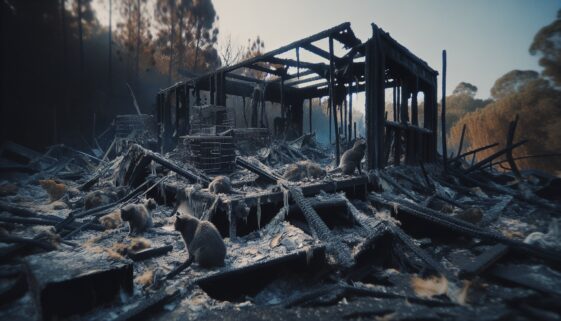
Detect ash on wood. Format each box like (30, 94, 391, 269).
(24, 251, 133, 321)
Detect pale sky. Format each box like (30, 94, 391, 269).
(94, 0, 560, 99)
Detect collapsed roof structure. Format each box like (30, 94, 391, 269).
(156, 22, 438, 169)
(1, 22, 560, 321)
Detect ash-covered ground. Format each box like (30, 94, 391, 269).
(1, 136, 560, 321)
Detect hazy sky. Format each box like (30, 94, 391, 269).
(94, 0, 560, 99)
(213, 0, 559, 99)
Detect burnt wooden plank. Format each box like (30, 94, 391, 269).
(459, 244, 509, 278)
(25, 251, 133, 321)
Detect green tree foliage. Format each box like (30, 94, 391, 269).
(448, 12, 561, 173)
(0, 0, 222, 150)
(449, 78, 561, 173)
(490, 70, 539, 99)
(115, 0, 155, 82)
(153, 0, 220, 82)
(530, 9, 561, 86)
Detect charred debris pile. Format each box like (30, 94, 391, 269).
(1, 22, 561, 321)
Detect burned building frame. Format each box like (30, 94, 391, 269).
(156, 22, 438, 169)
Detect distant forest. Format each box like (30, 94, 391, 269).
(1, 0, 243, 149)
(443, 11, 561, 174)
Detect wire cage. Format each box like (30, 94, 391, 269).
(114, 114, 158, 153)
(180, 135, 236, 174)
(189, 105, 236, 135)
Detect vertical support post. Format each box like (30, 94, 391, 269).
(441, 50, 448, 168)
(209, 75, 215, 105)
(396, 84, 401, 122)
(216, 71, 226, 106)
(329, 36, 341, 165)
(343, 98, 347, 142)
(392, 84, 397, 121)
(328, 98, 332, 143)
(184, 84, 190, 135)
(251, 85, 259, 128)
(365, 25, 386, 169)
(291, 97, 304, 137)
(412, 77, 419, 126)
(280, 76, 285, 119)
(156, 92, 162, 149)
(308, 98, 313, 134)
(348, 80, 353, 140)
(400, 85, 409, 123)
(424, 84, 438, 162)
(175, 87, 180, 138)
(339, 99, 344, 136)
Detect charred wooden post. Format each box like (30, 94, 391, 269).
(400, 85, 409, 124)
(175, 87, 180, 138)
(506, 114, 521, 178)
(441, 49, 448, 168)
(329, 36, 341, 165)
(291, 97, 304, 137)
(216, 71, 226, 107)
(456, 124, 467, 158)
(412, 78, 419, 126)
(348, 80, 353, 140)
(183, 83, 190, 135)
(308, 98, 313, 133)
(365, 24, 386, 169)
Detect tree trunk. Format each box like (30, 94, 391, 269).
(135, 0, 141, 83)
(193, 21, 201, 72)
(168, 2, 175, 85)
(77, 0, 84, 77)
(108, 0, 112, 93)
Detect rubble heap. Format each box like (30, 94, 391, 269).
(1, 130, 560, 321)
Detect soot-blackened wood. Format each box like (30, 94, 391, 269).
(505, 115, 521, 179)
(329, 36, 341, 165)
(25, 251, 133, 321)
(464, 140, 527, 174)
(235, 156, 280, 183)
(309, 98, 313, 134)
(448, 142, 499, 165)
(459, 244, 509, 278)
(369, 193, 561, 265)
(441, 50, 448, 169)
(128, 245, 173, 261)
(348, 80, 354, 140)
(112, 288, 181, 321)
(456, 124, 467, 158)
(365, 25, 386, 169)
(489, 264, 561, 297)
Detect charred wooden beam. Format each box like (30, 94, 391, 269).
(128, 245, 173, 261)
(459, 244, 509, 278)
(301, 43, 343, 63)
(247, 64, 284, 76)
(464, 140, 528, 174)
(448, 142, 499, 165)
(235, 156, 280, 183)
(265, 57, 328, 76)
(369, 193, 561, 265)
